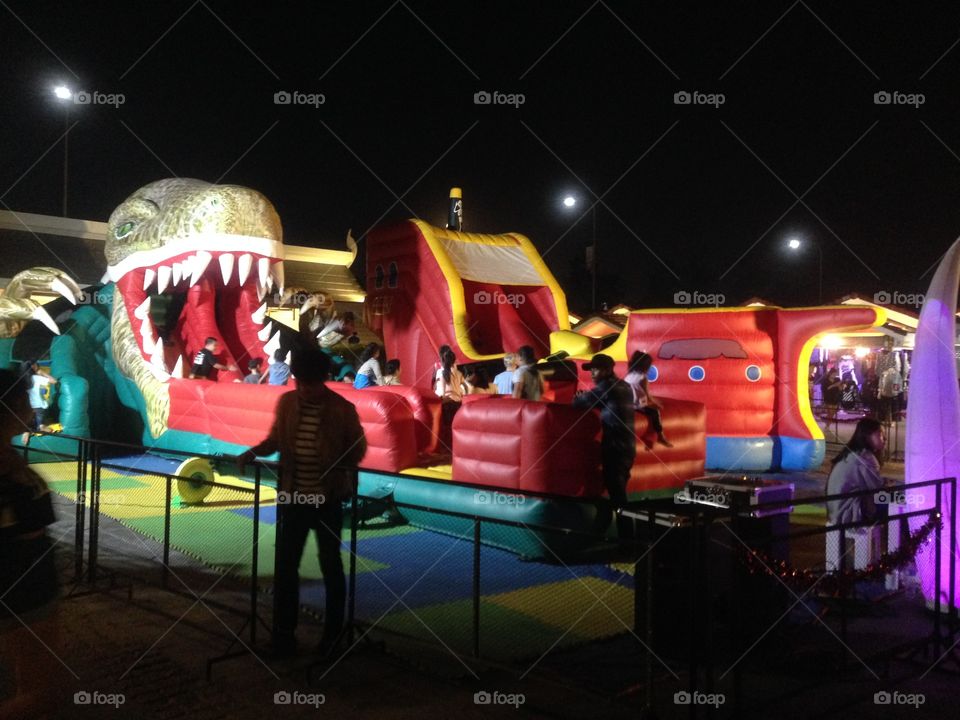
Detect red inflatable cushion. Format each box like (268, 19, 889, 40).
(452, 398, 603, 497)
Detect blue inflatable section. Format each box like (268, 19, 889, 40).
(778, 436, 825, 471)
(360, 470, 610, 559)
(705, 436, 774, 472)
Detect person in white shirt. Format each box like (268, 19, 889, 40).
(623, 351, 672, 447)
(826, 418, 889, 525)
(353, 343, 383, 389)
(24, 361, 57, 430)
(493, 353, 517, 394)
(435, 349, 466, 402)
(511, 345, 544, 401)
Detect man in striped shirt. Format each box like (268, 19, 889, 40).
(238, 344, 366, 658)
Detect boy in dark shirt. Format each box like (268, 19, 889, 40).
(189, 337, 238, 379)
(573, 353, 636, 537)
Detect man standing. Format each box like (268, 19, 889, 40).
(189, 337, 238, 379)
(493, 353, 517, 395)
(572, 354, 636, 537)
(237, 345, 366, 657)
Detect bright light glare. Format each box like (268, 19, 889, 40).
(562, 196, 576, 208)
(787, 238, 801, 250)
(854, 346, 871, 358)
(53, 85, 72, 100)
(820, 334, 842, 351)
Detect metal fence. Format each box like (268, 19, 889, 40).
(20, 432, 960, 716)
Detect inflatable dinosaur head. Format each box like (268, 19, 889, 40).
(105, 178, 284, 436)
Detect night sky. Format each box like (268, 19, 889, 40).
(3, 1, 960, 313)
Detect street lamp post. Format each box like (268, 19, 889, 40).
(563, 195, 599, 311)
(53, 85, 71, 217)
(787, 237, 823, 304)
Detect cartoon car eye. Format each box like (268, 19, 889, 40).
(647, 365, 659, 382)
(746, 364, 762, 382)
(688, 365, 706, 382)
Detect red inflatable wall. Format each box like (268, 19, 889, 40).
(451, 398, 604, 497)
(630, 398, 706, 493)
(166, 381, 419, 473)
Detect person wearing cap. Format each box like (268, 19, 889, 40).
(573, 354, 636, 535)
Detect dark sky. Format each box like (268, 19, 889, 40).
(3, 1, 960, 313)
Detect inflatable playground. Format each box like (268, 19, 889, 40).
(9, 176, 960, 630)
(0, 178, 909, 560)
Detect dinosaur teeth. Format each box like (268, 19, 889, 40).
(257, 321, 273, 342)
(172, 355, 184, 378)
(256, 281, 267, 302)
(133, 297, 151, 321)
(172, 262, 182, 286)
(139, 321, 157, 348)
(32, 305, 60, 335)
(191, 251, 212, 287)
(219, 253, 235, 285)
(263, 330, 281, 357)
(270, 261, 284, 295)
(251, 302, 267, 325)
(143, 268, 156, 291)
(157, 266, 172, 294)
(258, 257, 270, 290)
(150, 337, 168, 372)
(238, 253, 253, 285)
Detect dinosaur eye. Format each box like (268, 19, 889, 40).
(115, 221, 135, 239)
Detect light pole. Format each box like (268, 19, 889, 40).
(563, 195, 599, 311)
(787, 236, 822, 304)
(53, 85, 71, 217)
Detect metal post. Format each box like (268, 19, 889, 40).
(839, 524, 847, 661)
(87, 442, 100, 584)
(62, 105, 69, 217)
(935, 494, 943, 653)
(645, 508, 655, 716)
(163, 473, 172, 590)
(950, 478, 957, 637)
(473, 517, 481, 658)
(591, 206, 598, 311)
(348, 472, 358, 644)
(75, 438, 86, 581)
(251, 464, 261, 645)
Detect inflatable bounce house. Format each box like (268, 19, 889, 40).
(1, 179, 886, 557)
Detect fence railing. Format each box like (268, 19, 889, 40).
(19, 431, 960, 715)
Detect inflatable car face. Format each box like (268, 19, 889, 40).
(582, 306, 884, 471)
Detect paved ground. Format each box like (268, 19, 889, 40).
(4, 426, 958, 720)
